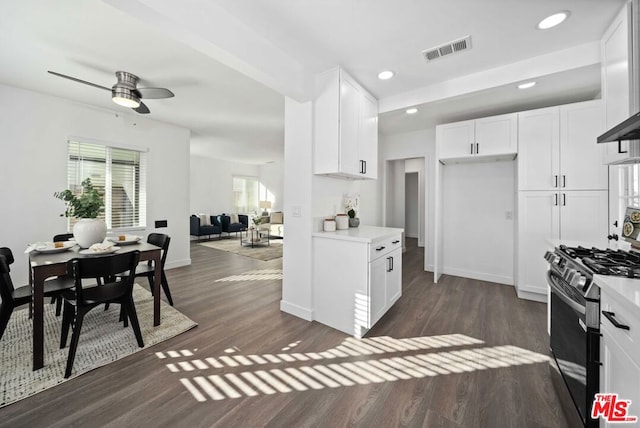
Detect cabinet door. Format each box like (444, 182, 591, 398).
(560, 190, 609, 247)
(601, 4, 631, 165)
(475, 113, 517, 156)
(369, 256, 387, 327)
(560, 101, 607, 190)
(517, 191, 560, 295)
(339, 72, 360, 176)
(437, 120, 475, 159)
(518, 107, 560, 190)
(387, 249, 402, 306)
(600, 323, 640, 427)
(360, 91, 378, 179)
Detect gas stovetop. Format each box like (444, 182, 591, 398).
(557, 245, 640, 278)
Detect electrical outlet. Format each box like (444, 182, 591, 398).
(155, 220, 168, 228)
(505, 211, 513, 220)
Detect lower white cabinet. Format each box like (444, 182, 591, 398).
(517, 190, 608, 297)
(313, 228, 402, 337)
(599, 284, 640, 426)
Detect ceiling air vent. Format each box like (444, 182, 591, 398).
(422, 35, 472, 63)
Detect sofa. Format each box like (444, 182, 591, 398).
(219, 214, 249, 238)
(260, 211, 284, 238)
(190, 214, 221, 240)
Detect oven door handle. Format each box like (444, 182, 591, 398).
(547, 271, 586, 315)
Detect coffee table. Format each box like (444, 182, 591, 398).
(242, 227, 270, 247)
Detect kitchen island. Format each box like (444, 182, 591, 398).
(312, 226, 403, 337)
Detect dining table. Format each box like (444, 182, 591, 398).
(28, 241, 162, 371)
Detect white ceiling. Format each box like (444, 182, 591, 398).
(0, 0, 627, 163)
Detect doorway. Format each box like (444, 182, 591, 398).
(405, 172, 419, 249)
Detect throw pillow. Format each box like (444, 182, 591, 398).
(198, 213, 211, 226)
(230, 213, 239, 224)
(271, 212, 283, 224)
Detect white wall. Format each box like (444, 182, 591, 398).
(0, 84, 191, 285)
(259, 159, 285, 212)
(189, 155, 260, 214)
(442, 161, 515, 285)
(380, 129, 436, 270)
(405, 172, 419, 238)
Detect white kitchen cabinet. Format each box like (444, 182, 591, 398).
(314, 67, 378, 179)
(599, 282, 640, 427)
(518, 100, 606, 191)
(437, 113, 517, 163)
(601, 3, 632, 164)
(517, 190, 608, 297)
(312, 227, 402, 337)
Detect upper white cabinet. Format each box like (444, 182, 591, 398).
(601, 3, 632, 164)
(518, 100, 606, 191)
(314, 67, 378, 179)
(437, 113, 517, 163)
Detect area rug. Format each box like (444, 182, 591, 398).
(198, 237, 283, 261)
(0, 284, 197, 408)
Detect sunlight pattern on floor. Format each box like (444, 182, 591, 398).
(155, 334, 549, 402)
(215, 269, 283, 282)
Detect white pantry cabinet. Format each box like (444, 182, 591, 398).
(518, 100, 606, 191)
(437, 113, 517, 163)
(312, 227, 402, 337)
(314, 67, 378, 179)
(517, 190, 608, 296)
(598, 278, 640, 427)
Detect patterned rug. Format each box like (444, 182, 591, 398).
(198, 237, 283, 261)
(0, 284, 197, 408)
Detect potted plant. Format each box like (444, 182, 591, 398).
(347, 208, 360, 228)
(54, 178, 106, 248)
(344, 193, 360, 228)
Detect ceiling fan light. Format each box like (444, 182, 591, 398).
(112, 88, 140, 108)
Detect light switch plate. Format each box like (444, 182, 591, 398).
(292, 205, 302, 217)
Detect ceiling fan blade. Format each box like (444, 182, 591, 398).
(47, 71, 111, 91)
(135, 87, 174, 99)
(133, 102, 150, 114)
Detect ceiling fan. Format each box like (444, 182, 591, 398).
(47, 70, 174, 114)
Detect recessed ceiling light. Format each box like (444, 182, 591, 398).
(406, 108, 418, 114)
(378, 70, 394, 80)
(537, 11, 570, 30)
(518, 81, 536, 89)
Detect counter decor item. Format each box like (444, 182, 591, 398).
(344, 192, 360, 228)
(335, 214, 349, 230)
(54, 178, 106, 248)
(323, 218, 336, 232)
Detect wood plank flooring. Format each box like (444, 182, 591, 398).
(0, 238, 572, 427)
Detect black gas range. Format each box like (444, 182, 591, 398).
(544, 245, 640, 427)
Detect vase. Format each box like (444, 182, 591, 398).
(349, 217, 360, 228)
(73, 218, 107, 248)
(335, 214, 349, 230)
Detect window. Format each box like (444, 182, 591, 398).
(618, 164, 640, 214)
(232, 176, 259, 214)
(67, 140, 147, 230)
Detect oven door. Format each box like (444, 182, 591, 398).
(548, 271, 591, 426)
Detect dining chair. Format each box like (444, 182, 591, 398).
(0, 247, 75, 340)
(126, 233, 174, 306)
(60, 251, 144, 378)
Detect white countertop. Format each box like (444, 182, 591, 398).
(312, 225, 403, 243)
(547, 239, 624, 250)
(594, 274, 640, 311)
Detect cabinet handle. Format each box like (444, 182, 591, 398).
(359, 160, 364, 174)
(554, 194, 558, 206)
(391, 256, 394, 271)
(363, 160, 367, 175)
(618, 141, 628, 154)
(602, 311, 630, 330)
(387, 257, 392, 272)
(376, 246, 386, 251)
(562, 175, 566, 188)
(392, 240, 400, 244)
(562, 193, 566, 206)
(476, 143, 479, 154)
(470, 143, 473, 155)
(554, 175, 558, 188)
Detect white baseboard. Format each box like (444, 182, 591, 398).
(443, 267, 513, 286)
(280, 300, 313, 321)
(425, 264, 434, 272)
(165, 259, 191, 270)
(516, 288, 547, 303)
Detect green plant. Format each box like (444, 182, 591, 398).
(54, 178, 105, 219)
(252, 215, 262, 226)
(347, 208, 356, 218)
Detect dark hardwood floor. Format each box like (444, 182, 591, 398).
(0, 238, 571, 427)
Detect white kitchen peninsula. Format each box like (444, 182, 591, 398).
(312, 226, 403, 337)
